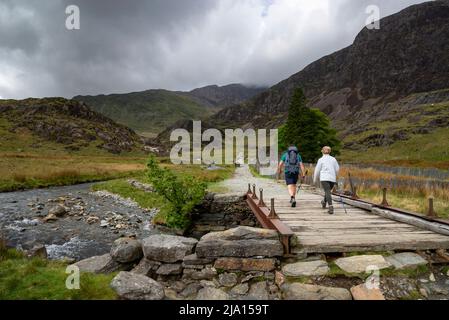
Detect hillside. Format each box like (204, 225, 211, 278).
(0, 98, 144, 155)
(75, 84, 265, 138)
(198, 0, 449, 165)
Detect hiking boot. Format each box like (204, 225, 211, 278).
(328, 206, 334, 215)
(321, 200, 327, 209)
(291, 200, 297, 208)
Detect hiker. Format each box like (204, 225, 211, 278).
(313, 146, 340, 215)
(277, 146, 306, 208)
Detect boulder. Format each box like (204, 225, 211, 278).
(282, 260, 329, 277)
(110, 238, 143, 263)
(214, 258, 276, 272)
(131, 259, 161, 276)
(110, 272, 164, 300)
(49, 205, 67, 217)
(71, 254, 124, 274)
(335, 255, 392, 274)
(385, 252, 428, 270)
(218, 273, 238, 287)
(196, 287, 229, 300)
(196, 227, 283, 258)
(142, 235, 198, 263)
(282, 283, 352, 300)
(157, 263, 183, 276)
(350, 284, 385, 300)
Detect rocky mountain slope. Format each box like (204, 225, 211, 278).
(0, 98, 144, 154)
(198, 1, 449, 157)
(75, 84, 265, 138)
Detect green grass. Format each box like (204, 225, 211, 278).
(0, 249, 117, 300)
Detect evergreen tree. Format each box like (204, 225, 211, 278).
(279, 88, 341, 162)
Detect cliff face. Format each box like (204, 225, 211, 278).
(208, 0, 449, 136)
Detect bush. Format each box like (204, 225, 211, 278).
(146, 156, 207, 229)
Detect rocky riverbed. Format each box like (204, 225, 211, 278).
(0, 183, 160, 261)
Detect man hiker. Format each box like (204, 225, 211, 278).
(313, 146, 340, 215)
(278, 146, 306, 208)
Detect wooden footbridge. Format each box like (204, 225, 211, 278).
(245, 180, 449, 256)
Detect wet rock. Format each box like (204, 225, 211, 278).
(157, 263, 183, 275)
(350, 284, 385, 300)
(196, 227, 283, 258)
(282, 283, 352, 300)
(110, 272, 165, 300)
(230, 283, 249, 296)
(110, 238, 143, 263)
(131, 259, 161, 276)
(219, 273, 238, 287)
(71, 254, 124, 274)
(142, 235, 198, 263)
(246, 281, 269, 300)
(43, 213, 58, 223)
(386, 253, 428, 270)
(49, 205, 67, 217)
(214, 258, 277, 272)
(196, 287, 229, 300)
(335, 255, 392, 274)
(282, 260, 329, 277)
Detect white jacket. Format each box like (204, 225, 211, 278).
(313, 155, 340, 183)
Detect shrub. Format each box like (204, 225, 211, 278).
(146, 156, 207, 229)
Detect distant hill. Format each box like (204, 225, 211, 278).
(167, 0, 449, 164)
(0, 98, 144, 154)
(74, 84, 266, 138)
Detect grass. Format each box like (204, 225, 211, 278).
(0, 248, 117, 300)
(92, 163, 235, 227)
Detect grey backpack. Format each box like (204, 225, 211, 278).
(285, 147, 300, 174)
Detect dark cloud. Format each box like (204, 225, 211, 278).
(0, 0, 431, 99)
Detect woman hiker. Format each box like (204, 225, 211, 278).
(313, 146, 340, 215)
(277, 145, 306, 208)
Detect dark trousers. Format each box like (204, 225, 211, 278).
(321, 181, 335, 206)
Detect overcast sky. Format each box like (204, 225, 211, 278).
(0, 0, 430, 99)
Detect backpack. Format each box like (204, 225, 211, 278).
(285, 147, 300, 174)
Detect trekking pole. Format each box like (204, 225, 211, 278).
(339, 195, 348, 215)
(297, 170, 309, 196)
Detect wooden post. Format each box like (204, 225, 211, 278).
(258, 188, 266, 207)
(252, 184, 258, 199)
(428, 197, 436, 218)
(381, 188, 390, 207)
(269, 198, 277, 219)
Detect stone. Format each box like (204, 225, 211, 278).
(164, 288, 181, 300)
(110, 272, 164, 300)
(335, 255, 392, 274)
(386, 252, 428, 270)
(214, 258, 276, 272)
(131, 259, 161, 276)
(447, 269, 449, 277)
(111, 238, 143, 263)
(157, 263, 183, 275)
(142, 235, 198, 263)
(183, 254, 214, 266)
(100, 220, 109, 228)
(241, 272, 264, 283)
(72, 254, 124, 274)
(26, 244, 48, 259)
(43, 213, 58, 223)
(218, 273, 238, 287)
(429, 273, 436, 282)
(282, 283, 352, 300)
(275, 271, 285, 287)
(180, 282, 202, 298)
(196, 227, 284, 258)
(230, 283, 249, 296)
(86, 216, 99, 224)
(246, 281, 269, 300)
(282, 260, 329, 277)
(183, 267, 217, 280)
(419, 288, 429, 298)
(49, 205, 67, 217)
(196, 287, 229, 300)
(350, 284, 385, 300)
(170, 281, 187, 293)
(200, 280, 217, 288)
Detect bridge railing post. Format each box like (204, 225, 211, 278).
(428, 197, 436, 218)
(268, 198, 277, 219)
(258, 188, 266, 207)
(252, 184, 258, 199)
(381, 187, 390, 207)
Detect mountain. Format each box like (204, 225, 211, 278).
(193, 0, 449, 163)
(0, 98, 144, 154)
(74, 84, 266, 138)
